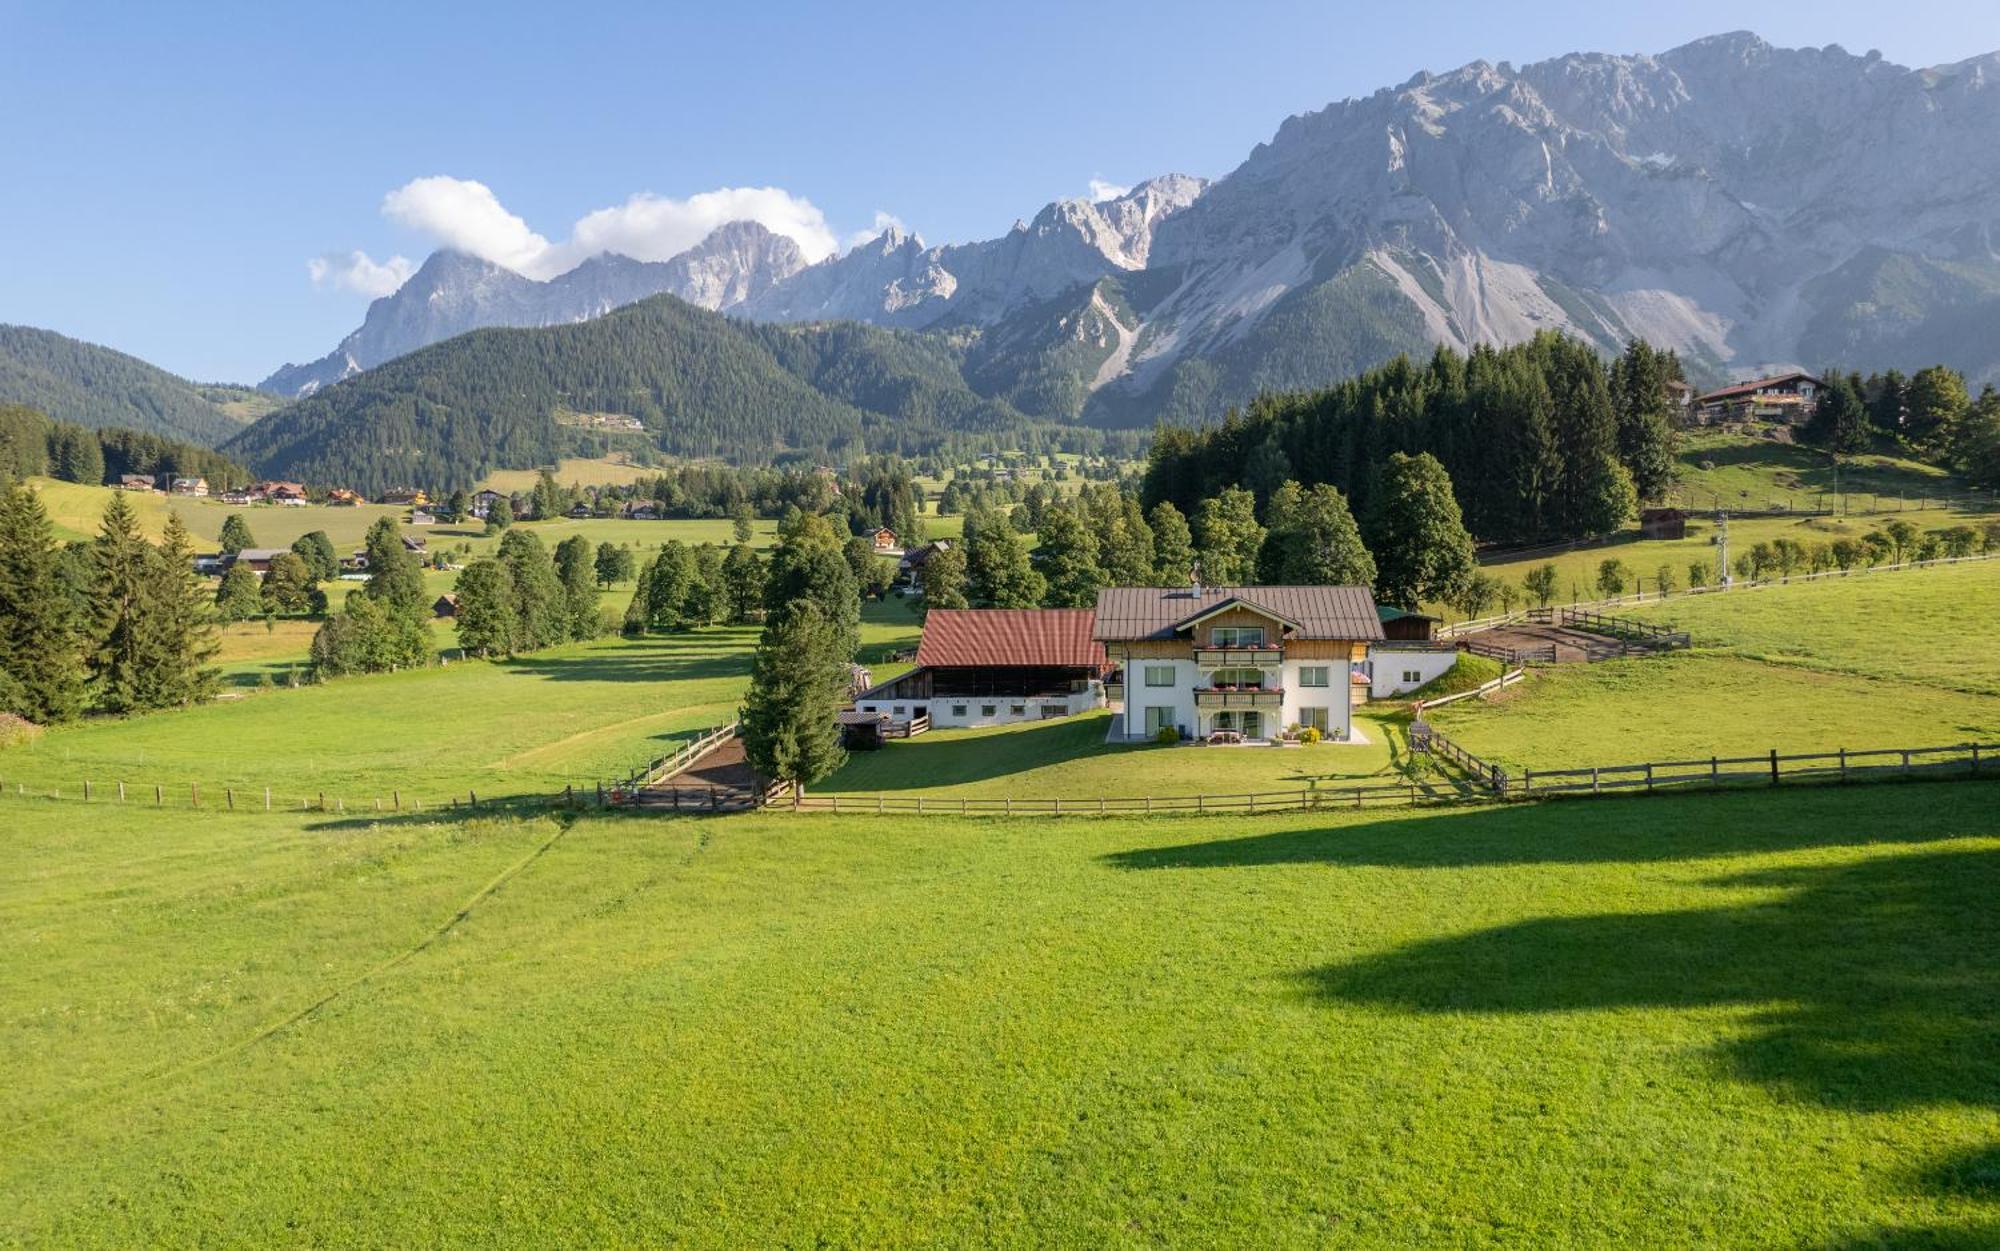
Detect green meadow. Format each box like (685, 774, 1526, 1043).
(5, 786, 1998, 1245)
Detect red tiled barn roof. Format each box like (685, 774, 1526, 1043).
(915, 609, 1107, 669)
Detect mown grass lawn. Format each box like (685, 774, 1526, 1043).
(1431, 559, 2000, 773)
(818, 708, 1411, 800)
(4, 785, 1997, 1245)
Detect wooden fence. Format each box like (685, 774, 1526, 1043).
(631, 722, 739, 788)
(1411, 668, 1525, 715)
(1516, 742, 1997, 797)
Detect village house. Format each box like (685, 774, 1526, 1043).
(1695, 372, 1823, 425)
(117, 473, 157, 492)
(469, 489, 504, 519)
(218, 487, 261, 505)
(326, 488, 364, 506)
(854, 608, 1110, 729)
(897, 538, 953, 580)
(622, 501, 660, 521)
(256, 481, 309, 506)
(870, 526, 898, 552)
(169, 476, 209, 497)
(379, 487, 428, 507)
(226, 548, 289, 575)
(566, 501, 594, 519)
(1095, 585, 1384, 743)
(433, 593, 459, 619)
(409, 507, 439, 526)
(1364, 606, 1460, 701)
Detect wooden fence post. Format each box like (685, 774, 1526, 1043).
(1902, 750, 1912, 776)
(118, 781, 125, 802)
(264, 786, 271, 810)
(1770, 749, 1779, 785)
(1974, 743, 1983, 775)
(1591, 767, 1600, 795)
(1645, 763, 1654, 792)
(394, 789, 401, 811)
(227, 788, 234, 811)
(83, 780, 90, 802)
(1839, 748, 1847, 782)
(155, 784, 162, 806)
(1710, 756, 1718, 786)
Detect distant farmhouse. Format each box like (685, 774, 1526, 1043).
(379, 488, 428, 507)
(117, 473, 157, 492)
(1695, 372, 1822, 425)
(470, 489, 505, 519)
(169, 476, 209, 497)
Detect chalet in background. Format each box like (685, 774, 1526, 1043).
(1695, 372, 1823, 425)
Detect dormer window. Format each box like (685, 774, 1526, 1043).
(1210, 625, 1266, 647)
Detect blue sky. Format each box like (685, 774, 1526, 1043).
(2, 0, 1996, 384)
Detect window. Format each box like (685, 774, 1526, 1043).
(893, 706, 905, 716)
(1210, 667, 1267, 688)
(981, 705, 996, 717)
(1299, 707, 1330, 732)
(1210, 625, 1265, 647)
(951, 705, 967, 718)
(1143, 664, 1175, 687)
(1143, 706, 1175, 735)
(1010, 704, 1025, 716)
(1298, 666, 1330, 688)
(862, 705, 876, 712)
(1403, 669, 1423, 685)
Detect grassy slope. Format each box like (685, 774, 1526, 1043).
(1431, 560, 2000, 772)
(1667, 430, 1959, 511)
(5, 787, 1998, 1245)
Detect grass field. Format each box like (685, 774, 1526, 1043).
(1665, 430, 1964, 512)
(5, 785, 1997, 1245)
(819, 709, 1411, 799)
(1430, 559, 2000, 772)
(478, 455, 658, 493)
(0, 599, 922, 804)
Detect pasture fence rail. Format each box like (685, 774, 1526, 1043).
(628, 722, 739, 789)
(1411, 668, 1526, 716)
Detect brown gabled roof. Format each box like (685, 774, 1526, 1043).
(1696, 372, 1822, 404)
(915, 608, 1107, 669)
(1092, 586, 1385, 642)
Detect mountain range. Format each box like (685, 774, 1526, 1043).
(253, 32, 2000, 434)
(0, 325, 279, 444)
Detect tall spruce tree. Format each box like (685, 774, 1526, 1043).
(0, 480, 83, 722)
(87, 492, 166, 712)
(1610, 340, 1681, 502)
(740, 599, 848, 793)
(152, 513, 219, 706)
(1804, 373, 1872, 453)
(217, 512, 255, 556)
(1368, 452, 1477, 609)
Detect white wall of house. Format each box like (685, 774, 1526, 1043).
(1367, 646, 1460, 699)
(857, 685, 1103, 730)
(1113, 654, 1357, 742)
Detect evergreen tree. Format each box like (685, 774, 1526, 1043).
(453, 559, 518, 657)
(554, 534, 600, 639)
(722, 543, 766, 624)
(1804, 373, 1872, 453)
(218, 512, 255, 555)
(1259, 482, 1376, 586)
(86, 491, 163, 712)
(1149, 500, 1193, 585)
(732, 506, 754, 544)
(963, 509, 1045, 607)
(151, 513, 219, 707)
(1193, 486, 1264, 584)
(622, 558, 655, 636)
(1036, 501, 1102, 607)
(740, 600, 848, 793)
(214, 564, 263, 622)
(1952, 386, 2000, 489)
(290, 530, 339, 582)
(1368, 452, 1477, 609)
(843, 535, 893, 600)
(1903, 365, 1970, 455)
(917, 542, 968, 615)
(485, 496, 513, 534)
(1609, 340, 1681, 502)
(0, 480, 83, 722)
(498, 528, 568, 649)
(444, 489, 471, 524)
(531, 469, 565, 521)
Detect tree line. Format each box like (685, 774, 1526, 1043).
(1802, 365, 2000, 487)
(0, 402, 252, 491)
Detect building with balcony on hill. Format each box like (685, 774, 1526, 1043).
(853, 608, 1110, 729)
(1094, 585, 1384, 743)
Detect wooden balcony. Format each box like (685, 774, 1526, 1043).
(1193, 646, 1284, 668)
(1195, 688, 1283, 710)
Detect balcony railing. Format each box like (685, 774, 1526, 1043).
(1195, 687, 1284, 710)
(1194, 645, 1284, 668)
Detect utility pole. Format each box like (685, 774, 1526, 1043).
(1716, 509, 1732, 587)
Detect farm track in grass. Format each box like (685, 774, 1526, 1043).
(6, 789, 1999, 1244)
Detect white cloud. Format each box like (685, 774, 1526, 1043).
(1087, 178, 1131, 203)
(310, 176, 851, 292)
(308, 250, 416, 298)
(843, 210, 910, 251)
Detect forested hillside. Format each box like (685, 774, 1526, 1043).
(0, 403, 251, 489)
(0, 325, 273, 445)
(225, 295, 1060, 494)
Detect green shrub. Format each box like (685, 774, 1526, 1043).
(1299, 725, 1323, 745)
(1153, 725, 1178, 745)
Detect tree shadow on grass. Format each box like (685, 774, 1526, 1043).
(1306, 841, 2000, 1239)
(1103, 782, 2000, 871)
